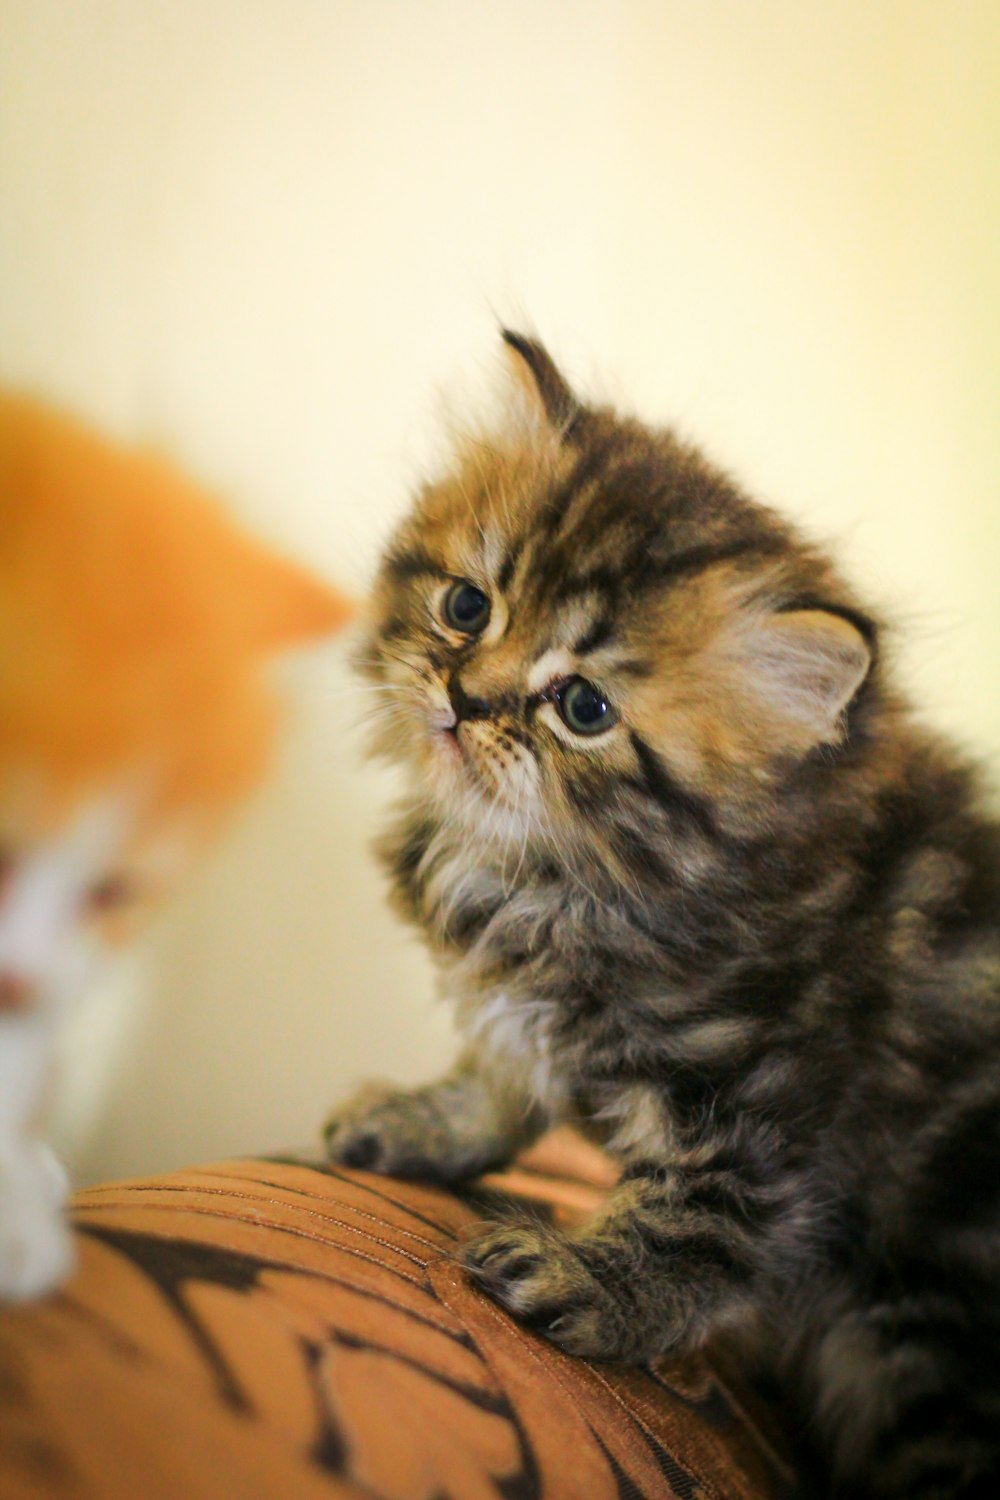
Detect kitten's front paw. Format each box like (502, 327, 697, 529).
(464, 1223, 627, 1360)
(323, 1081, 474, 1183)
(0, 1143, 73, 1302)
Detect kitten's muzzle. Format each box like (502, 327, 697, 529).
(447, 673, 492, 725)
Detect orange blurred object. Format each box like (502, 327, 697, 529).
(0, 389, 352, 824)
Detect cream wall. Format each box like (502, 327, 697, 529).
(1, 1, 997, 1183)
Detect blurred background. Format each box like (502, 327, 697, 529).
(1, 0, 997, 1184)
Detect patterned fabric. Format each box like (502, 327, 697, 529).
(0, 1135, 797, 1499)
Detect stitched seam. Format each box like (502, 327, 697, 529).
(80, 1180, 446, 1257)
(188, 1167, 463, 1242)
(75, 1203, 429, 1283)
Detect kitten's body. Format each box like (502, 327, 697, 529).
(326, 335, 1000, 1497)
(0, 391, 348, 1298)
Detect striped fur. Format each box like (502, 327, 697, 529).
(325, 333, 1000, 1497)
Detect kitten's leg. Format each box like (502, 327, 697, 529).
(797, 1284, 1000, 1498)
(323, 1052, 544, 1183)
(0, 1013, 73, 1301)
(0, 1138, 72, 1301)
(465, 1140, 776, 1361)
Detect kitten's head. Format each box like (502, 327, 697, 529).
(0, 392, 351, 1015)
(361, 333, 882, 879)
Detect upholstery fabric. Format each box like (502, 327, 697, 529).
(0, 1132, 797, 1499)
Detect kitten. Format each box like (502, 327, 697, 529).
(0, 390, 349, 1300)
(324, 332, 1000, 1497)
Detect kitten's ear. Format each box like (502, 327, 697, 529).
(739, 608, 872, 749)
(247, 553, 353, 652)
(232, 542, 354, 653)
(501, 329, 581, 437)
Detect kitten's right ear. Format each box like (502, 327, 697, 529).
(500, 329, 582, 438)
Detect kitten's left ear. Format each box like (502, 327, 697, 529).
(217, 528, 353, 653)
(501, 329, 581, 437)
(739, 607, 872, 750)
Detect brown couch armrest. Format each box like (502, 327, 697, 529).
(0, 1140, 796, 1499)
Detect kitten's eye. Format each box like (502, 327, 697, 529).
(556, 677, 617, 736)
(443, 580, 490, 635)
(85, 874, 135, 914)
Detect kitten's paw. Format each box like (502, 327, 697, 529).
(0, 1143, 74, 1302)
(323, 1082, 476, 1183)
(464, 1223, 626, 1359)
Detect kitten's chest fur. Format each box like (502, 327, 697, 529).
(458, 987, 568, 1107)
(457, 983, 674, 1158)
(388, 812, 689, 1118)
(389, 791, 1000, 1177)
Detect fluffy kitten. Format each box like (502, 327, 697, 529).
(0, 390, 349, 1300)
(325, 333, 1000, 1497)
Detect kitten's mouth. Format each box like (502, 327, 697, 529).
(437, 723, 462, 759)
(431, 712, 465, 765)
(432, 719, 490, 792)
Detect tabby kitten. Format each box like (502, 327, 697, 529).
(325, 332, 1000, 1498)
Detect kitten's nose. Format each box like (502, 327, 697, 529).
(448, 673, 491, 724)
(0, 971, 37, 1013)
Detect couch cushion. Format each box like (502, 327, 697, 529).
(0, 1139, 797, 1499)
